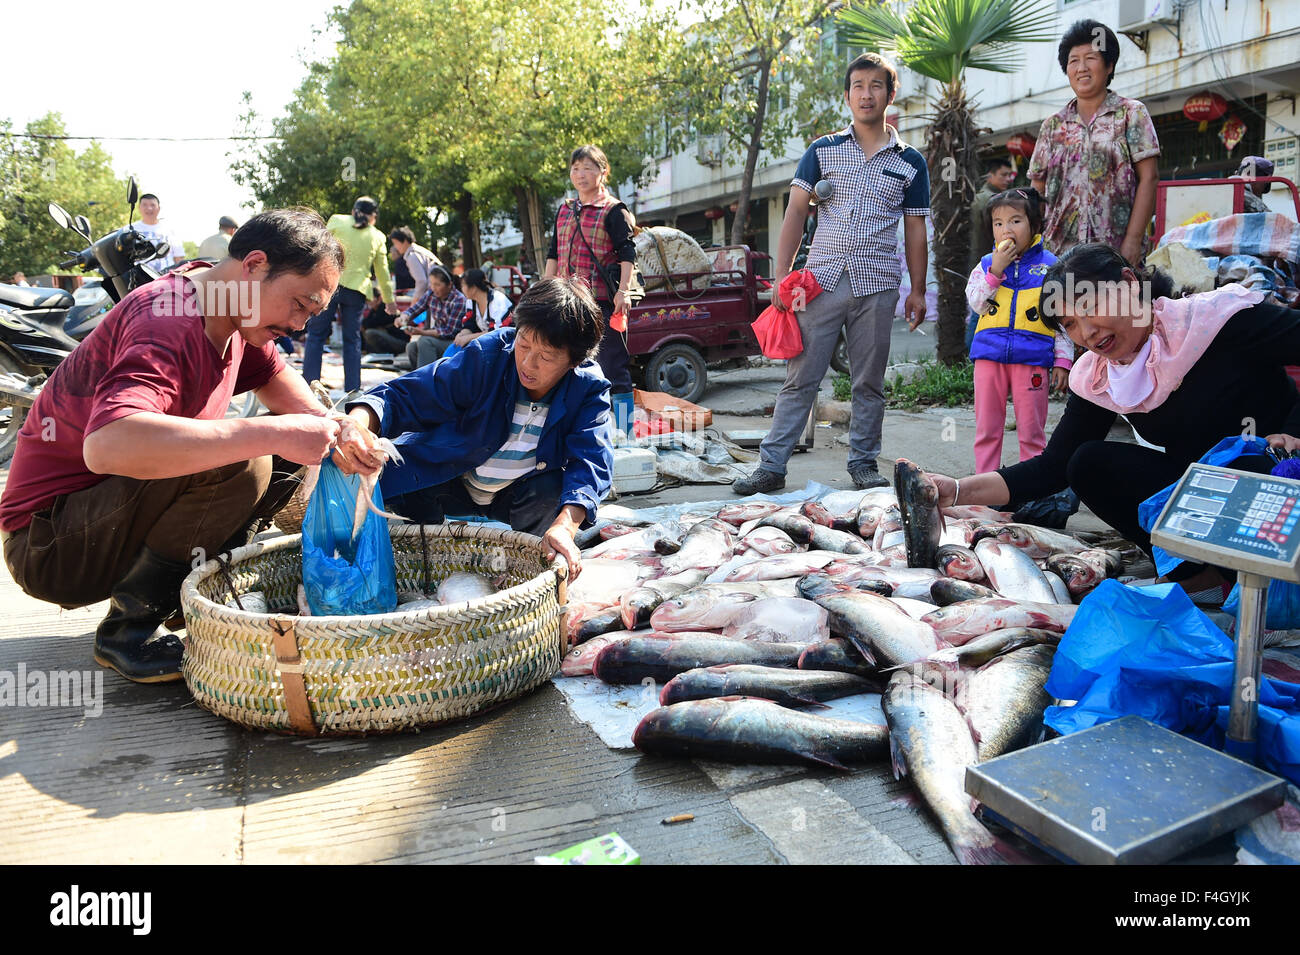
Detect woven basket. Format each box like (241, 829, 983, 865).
(272, 484, 310, 536)
(180, 523, 568, 736)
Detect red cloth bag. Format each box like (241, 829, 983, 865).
(750, 270, 823, 360)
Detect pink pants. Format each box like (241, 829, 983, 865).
(973, 360, 1050, 474)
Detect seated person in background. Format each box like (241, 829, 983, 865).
(331, 277, 613, 579)
(402, 265, 468, 369)
(0, 210, 344, 682)
(456, 268, 514, 349)
(1232, 156, 1277, 215)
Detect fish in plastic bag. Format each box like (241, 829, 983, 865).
(301, 457, 398, 616)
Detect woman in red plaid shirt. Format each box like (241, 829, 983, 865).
(544, 144, 638, 434)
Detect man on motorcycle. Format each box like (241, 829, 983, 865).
(0, 209, 345, 683)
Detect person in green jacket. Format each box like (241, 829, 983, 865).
(302, 196, 397, 392)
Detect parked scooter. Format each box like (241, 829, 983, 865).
(0, 179, 170, 464)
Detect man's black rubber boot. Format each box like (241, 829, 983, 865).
(733, 469, 786, 496)
(93, 548, 190, 684)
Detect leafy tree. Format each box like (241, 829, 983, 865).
(838, 0, 1055, 364)
(672, 0, 844, 245)
(230, 0, 676, 270)
(0, 113, 128, 275)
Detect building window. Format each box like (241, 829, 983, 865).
(1151, 93, 1266, 180)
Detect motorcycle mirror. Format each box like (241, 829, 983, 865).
(152, 241, 170, 263)
(127, 177, 138, 206)
(48, 202, 73, 230)
(74, 215, 92, 240)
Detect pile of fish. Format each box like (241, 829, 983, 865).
(562, 460, 1149, 864)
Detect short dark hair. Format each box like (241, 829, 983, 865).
(1039, 243, 1173, 331)
(988, 188, 1044, 236)
(570, 144, 610, 177)
(462, 268, 491, 294)
(228, 208, 345, 283)
(140, 193, 159, 203)
(511, 276, 603, 365)
(1058, 19, 1120, 86)
(986, 157, 1013, 175)
(844, 52, 897, 99)
(389, 226, 415, 245)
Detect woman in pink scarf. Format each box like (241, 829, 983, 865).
(926, 243, 1300, 600)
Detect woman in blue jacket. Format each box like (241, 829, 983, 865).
(334, 277, 614, 579)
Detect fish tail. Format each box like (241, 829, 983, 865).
(956, 836, 1032, 866)
(888, 734, 908, 780)
(803, 750, 852, 772)
(366, 498, 408, 523)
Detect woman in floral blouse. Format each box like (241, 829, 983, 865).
(1028, 19, 1160, 265)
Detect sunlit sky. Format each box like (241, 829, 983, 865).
(5, 0, 342, 245)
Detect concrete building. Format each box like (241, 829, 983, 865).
(482, 0, 1300, 261)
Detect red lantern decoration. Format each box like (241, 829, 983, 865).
(1006, 132, 1036, 158)
(1004, 132, 1036, 174)
(1184, 92, 1228, 132)
(1219, 114, 1247, 154)
(703, 206, 725, 220)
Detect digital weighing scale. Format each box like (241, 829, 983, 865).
(965, 463, 1292, 864)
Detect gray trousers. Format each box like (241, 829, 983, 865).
(406, 333, 454, 369)
(760, 274, 897, 475)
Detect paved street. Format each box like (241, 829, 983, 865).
(0, 327, 1176, 865)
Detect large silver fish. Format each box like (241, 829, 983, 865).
(883, 671, 1024, 865)
(973, 539, 1057, 603)
(808, 524, 873, 554)
(921, 598, 1077, 645)
(619, 568, 710, 629)
(755, 509, 816, 546)
(722, 550, 843, 582)
(936, 544, 988, 584)
(737, 525, 802, 557)
(659, 664, 877, 708)
(811, 589, 941, 668)
(593, 635, 805, 684)
(962, 645, 1056, 761)
(971, 522, 1089, 559)
(633, 696, 888, 770)
(661, 518, 735, 574)
(929, 578, 999, 606)
(895, 458, 943, 569)
(797, 637, 877, 675)
(928, 627, 1061, 669)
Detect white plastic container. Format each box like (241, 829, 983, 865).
(611, 447, 658, 494)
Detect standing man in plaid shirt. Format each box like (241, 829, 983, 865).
(735, 52, 929, 495)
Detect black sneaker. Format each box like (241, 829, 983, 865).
(733, 469, 786, 495)
(849, 465, 890, 490)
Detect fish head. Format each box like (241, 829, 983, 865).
(660, 666, 730, 705)
(800, 501, 834, 526)
(796, 573, 842, 600)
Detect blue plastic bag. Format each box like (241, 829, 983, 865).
(1044, 580, 1300, 784)
(300, 458, 398, 616)
(1137, 435, 1269, 576)
(1223, 580, 1300, 631)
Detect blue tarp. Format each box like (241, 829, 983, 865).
(1045, 580, 1300, 785)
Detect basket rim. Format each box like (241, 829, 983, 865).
(181, 521, 568, 626)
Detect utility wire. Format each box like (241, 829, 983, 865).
(1, 134, 281, 142)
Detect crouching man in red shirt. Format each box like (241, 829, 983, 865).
(0, 209, 345, 683)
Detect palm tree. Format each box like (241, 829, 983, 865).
(837, 0, 1056, 365)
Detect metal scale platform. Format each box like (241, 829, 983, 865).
(966, 463, 1291, 864)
